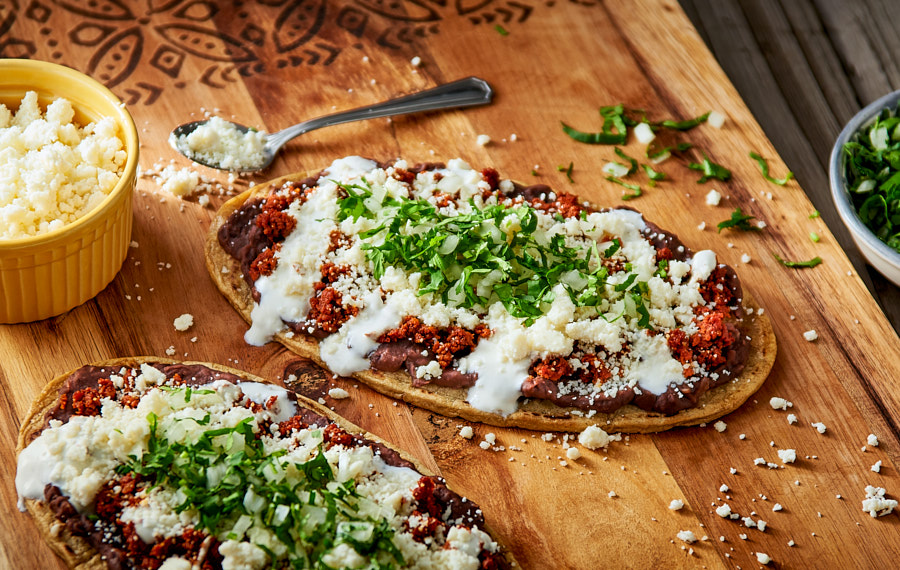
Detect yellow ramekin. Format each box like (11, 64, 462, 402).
(0, 59, 139, 323)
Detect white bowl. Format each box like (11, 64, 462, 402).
(829, 89, 900, 287)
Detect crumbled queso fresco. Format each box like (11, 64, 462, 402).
(169, 116, 267, 171)
(0, 91, 126, 239)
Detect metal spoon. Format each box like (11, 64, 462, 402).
(170, 76, 494, 172)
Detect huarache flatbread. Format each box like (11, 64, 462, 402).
(15, 357, 515, 569)
(205, 157, 776, 433)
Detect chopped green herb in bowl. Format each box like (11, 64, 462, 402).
(830, 89, 900, 286)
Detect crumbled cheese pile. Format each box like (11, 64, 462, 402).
(0, 91, 126, 239)
(169, 116, 267, 171)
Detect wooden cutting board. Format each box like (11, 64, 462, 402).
(2, 1, 900, 568)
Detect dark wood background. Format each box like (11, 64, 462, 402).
(681, 0, 900, 332)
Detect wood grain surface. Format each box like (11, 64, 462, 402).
(2, 1, 899, 568)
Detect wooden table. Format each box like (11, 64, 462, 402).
(2, 1, 900, 568)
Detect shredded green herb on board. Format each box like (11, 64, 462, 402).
(717, 207, 760, 232)
(689, 154, 732, 183)
(774, 253, 823, 268)
(749, 151, 794, 185)
(557, 162, 574, 182)
(606, 176, 642, 200)
(842, 104, 900, 253)
(561, 105, 709, 145)
(494, 24, 509, 35)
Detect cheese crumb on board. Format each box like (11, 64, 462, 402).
(862, 486, 898, 517)
(705, 189, 722, 206)
(327, 387, 349, 399)
(811, 422, 827, 434)
(787, 413, 798, 425)
(769, 396, 793, 410)
(713, 421, 727, 433)
(676, 530, 696, 543)
(867, 434, 879, 447)
(756, 552, 772, 565)
(578, 425, 611, 450)
(565, 447, 582, 461)
(669, 499, 684, 511)
(872, 460, 883, 473)
(476, 134, 491, 146)
(777, 449, 797, 464)
(803, 329, 818, 342)
(459, 426, 474, 439)
(173, 313, 194, 331)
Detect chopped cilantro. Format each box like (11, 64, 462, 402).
(717, 207, 760, 232)
(494, 24, 509, 36)
(557, 162, 574, 183)
(689, 154, 732, 183)
(749, 151, 794, 185)
(809, 232, 820, 243)
(774, 253, 823, 268)
(336, 181, 653, 328)
(809, 210, 820, 219)
(605, 176, 642, 200)
(842, 105, 900, 253)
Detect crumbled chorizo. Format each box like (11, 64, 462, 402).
(306, 286, 359, 334)
(481, 167, 500, 191)
(276, 415, 309, 435)
(71, 387, 102, 416)
(530, 356, 574, 382)
(378, 316, 484, 367)
(249, 243, 280, 281)
(393, 168, 416, 184)
(323, 423, 358, 449)
(411, 477, 442, 519)
(577, 353, 613, 384)
(255, 209, 296, 241)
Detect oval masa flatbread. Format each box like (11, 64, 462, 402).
(16, 357, 516, 569)
(205, 160, 777, 434)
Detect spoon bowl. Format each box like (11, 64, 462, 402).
(170, 76, 494, 172)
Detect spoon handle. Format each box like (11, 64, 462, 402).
(267, 77, 493, 149)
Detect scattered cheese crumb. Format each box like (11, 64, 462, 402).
(788, 540, 795, 547)
(773, 503, 782, 512)
(705, 189, 722, 206)
(410, 56, 422, 67)
(327, 388, 349, 400)
(862, 486, 898, 517)
(756, 552, 772, 565)
(173, 313, 194, 331)
(715, 504, 732, 518)
(708, 111, 726, 128)
(787, 414, 798, 425)
(634, 122, 656, 144)
(578, 425, 613, 450)
(459, 426, 474, 439)
(867, 434, 879, 447)
(803, 329, 818, 342)
(669, 499, 684, 511)
(769, 396, 793, 410)
(778, 449, 797, 464)
(719, 484, 729, 493)
(608, 490, 617, 498)
(714, 421, 727, 432)
(676, 530, 697, 544)
(811, 422, 827, 434)
(872, 460, 883, 473)
(165, 346, 176, 356)
(484, 433, 496, 445)
(476, 134, 491, 146)
(697, 221, 706, 231)
(566, 447, 581, 461)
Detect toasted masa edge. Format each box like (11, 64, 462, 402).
(205, 174, 778, 434)
(16, 356, 518, 569)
